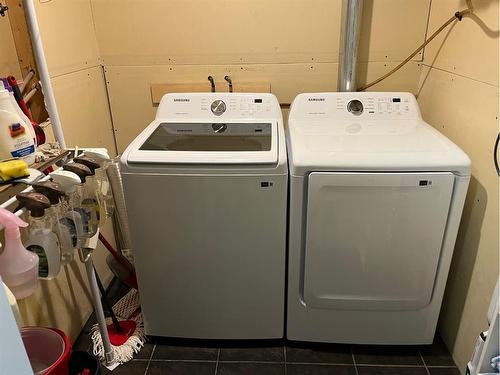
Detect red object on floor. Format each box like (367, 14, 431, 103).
(46, 328, 71, 375)
(108, 320, 137, 346)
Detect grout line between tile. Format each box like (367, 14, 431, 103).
(214, 348, 220, 375)
(419, 349, 431, 375)
(143, 343, 156, 375)
(351, 347, 360, 375)
(284, 345, 287, 375)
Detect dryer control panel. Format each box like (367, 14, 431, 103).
(290, 92, 421, 121)
(156, 93, 280, 120)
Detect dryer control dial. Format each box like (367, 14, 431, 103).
(211, 100, 226, 116)
(212, 123, 227, 133)
(347, 99, 364, 116)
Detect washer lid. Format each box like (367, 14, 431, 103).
(127, 121, 278, 164)
(287, 92, 471, 176)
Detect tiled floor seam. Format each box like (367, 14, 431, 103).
(419, 349, 432, 375)
(214, 348, 220, 375)
(351, 347, 360, 375)
(143, 343, 156, 375)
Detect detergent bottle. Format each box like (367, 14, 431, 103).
(62, 163, 98, 238)
(0, 86, 36, 164)
(0, 80, 36, 144)
(50, 169, 86, 247)
(17, 192, 61, 279)
(0, 207, 38, 299)
(32, 180, 75, 265)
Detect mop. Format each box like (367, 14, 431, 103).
(90, 282, 145, 364)
(86, 156, 145, 366)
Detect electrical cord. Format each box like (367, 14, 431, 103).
(358, 6, 473, 91)
(494, 132, 500, 177)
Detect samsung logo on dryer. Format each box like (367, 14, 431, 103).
(173, 98, 190, 102)
(308, 98, 325, 102)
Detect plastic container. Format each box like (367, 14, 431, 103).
(68, 351, 101, 375)
(21, 327, 71, 375)
(0, 87, 36, 164)
(0, 207, 39, 299)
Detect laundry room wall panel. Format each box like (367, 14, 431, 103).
(106, 61, 421, 152)
(50, 66, 116, 155)
(417, 1, 499, 369)
(34, 0, 100, 77)
(90, 0, 429, 66)
(422, 0, 499, 87)
(0, 11, 22, 78)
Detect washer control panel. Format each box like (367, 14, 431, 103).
(156, 94, 278, 120)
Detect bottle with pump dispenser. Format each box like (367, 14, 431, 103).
(82, 149, 115, 219)
(0, 85, 36, 164)
(74, 156, 106, 227)
(0, 207, 39, 299)
(63, 162, 99, 238)
(32, 181, 75, 265)
(50, 170, 86, 247)
(17, 192, 61, 280)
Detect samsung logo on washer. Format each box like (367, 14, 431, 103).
(308, 98, 325, 102)
(173, 98, 190, 102)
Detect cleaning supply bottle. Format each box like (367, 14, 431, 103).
(17, 192, 61, 279)
(83, 149, 115, 219)
(0, 207, 39, 299)
(73, 156, 105, 227)
(0, 86, 36, 164)
(62, 163, 98, 238)
(32, 181, 75, 265)
(50, 169, 86, 247)
(0, 80, 36, 144)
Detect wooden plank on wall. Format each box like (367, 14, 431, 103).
(150, 81, 271, 104)
(105, 61, 422, 152)
(91, 0, 429, 66)
(0, 7, 22, 77)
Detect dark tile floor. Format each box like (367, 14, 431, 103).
(74, 281, 461, 375)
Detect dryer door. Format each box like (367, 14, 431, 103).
(303, 172, 454, 311)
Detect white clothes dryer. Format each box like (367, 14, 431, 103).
(286, 92, 471, 344)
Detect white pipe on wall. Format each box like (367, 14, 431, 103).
(338, 0, 364, 92)
(23, 0, 66, 149)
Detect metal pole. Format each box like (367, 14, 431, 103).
(23, 0, 66, 148)
(338, 0, 364, 92)
(85, 256, 115, 365)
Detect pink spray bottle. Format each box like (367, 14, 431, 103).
(0, 207, 39, 299)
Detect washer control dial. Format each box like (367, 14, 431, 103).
(211, 100, 226, 116)
(347, 99, 364, 116)
(212, 123, 227, 133)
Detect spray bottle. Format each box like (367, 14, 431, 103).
(62, 163, 99, 238)
(0, 207, 39, 299)
(17, 192, 61, 279)
(50, 169, 86, 247)
(0, 86, 36, 164)
(32, 181, 75, 265)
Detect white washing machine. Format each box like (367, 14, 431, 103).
(120, 93, 287, 339)
(286, 92, 471, 345)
